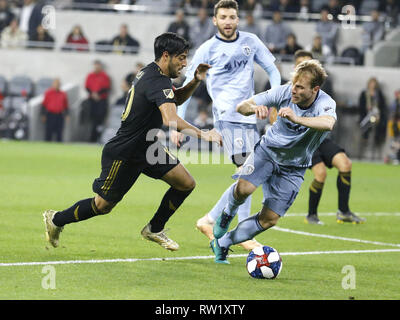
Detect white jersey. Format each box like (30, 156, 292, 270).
(253, 84, 337, 167)
(179, 31, 277, 124)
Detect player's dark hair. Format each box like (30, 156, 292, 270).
(154, 32, 189, 61)
(214, 0, 239, 17)
(294, 50, 314, 61)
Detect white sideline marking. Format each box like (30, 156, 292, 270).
(272, 226, 400, 247)
(1, 249, 400, 267)
(285, 212, 400, 217)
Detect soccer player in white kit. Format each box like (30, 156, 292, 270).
(172, 0, 282, 250)
(211, 59, 337, 264)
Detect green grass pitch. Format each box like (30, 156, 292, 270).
(0, 140, 399, 300)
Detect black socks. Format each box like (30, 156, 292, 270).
(52, 198, 100, 227)
(337, 171, 351, 213)
(149, 187, 193, 233)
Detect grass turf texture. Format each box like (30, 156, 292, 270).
(0, 140, 399, 300)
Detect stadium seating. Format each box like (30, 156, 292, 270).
(0, 75, 7, 96)
(8, 76, 34, 98)
(36, 77, 54, 96)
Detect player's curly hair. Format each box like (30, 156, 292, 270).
(292, 59, 328, 89)
(214, 0, 239, 17)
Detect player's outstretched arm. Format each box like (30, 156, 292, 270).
(173, 63, 211, 105)
(159, 102, 222, 146)
(278, 107, 336, 131)
(236, 98, 269, 119)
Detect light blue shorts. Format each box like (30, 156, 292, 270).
(214, 120, 260, 165)
(232, 142, 306, 216)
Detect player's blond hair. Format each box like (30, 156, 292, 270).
(292, 59, 328, 89)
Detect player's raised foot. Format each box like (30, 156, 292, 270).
(141, 224, 179, 251)
(43, 210, 63, 248)
(213, 211, 234, 239)
(304, 214, 324, 225)
(237, 239, 262, 251)
(336, 211, 366, 224)
(196, 213, 215, 240)
(210, 239, 230, 264)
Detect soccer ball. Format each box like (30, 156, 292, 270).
(246, 246, 282, 279)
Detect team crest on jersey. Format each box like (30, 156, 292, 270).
(242, 45, 251, 56)
(163, 89, 174, 99)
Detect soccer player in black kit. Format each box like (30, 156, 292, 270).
(43, 33, 222, 251)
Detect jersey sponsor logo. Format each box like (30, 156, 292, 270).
(223, 59, 248, 72)
(163, 89, 174, 99)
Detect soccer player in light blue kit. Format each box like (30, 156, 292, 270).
(172, 0, 281, 250)
(210, 59, 337, 264)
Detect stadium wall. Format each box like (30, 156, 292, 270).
(0, 11, 397, 157)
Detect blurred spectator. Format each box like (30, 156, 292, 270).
(1, 18, 28, 49)
(242, 0, 263, 19)
(316, 7, 339, 55)
(326, 0, 341, 21)
(361, 10, 385, 54)
(63, 25, 89, 51)
(125, 62, 145, 86)
(358, 77, 388, 160)
(28, 24, 54, 50)
(264, 11, 292, 54)
(180, 0, 200, 16)
(114, 79, 130, 106)
(41, 78, 69, 142)
(111, 23, 140, 54)
(269, 0, 298, 12)
(305, 34, 333, 63)
(19, 0, 44, 40)
(280, 33, 303, 56)
(379, 0, 399, 28)
(189, 7, 215, 50)
(85, 60, 111, 142)
(193, 108, 213, 130)
(298, 0, 311, 20)
(0, 0, 15, 33)
(240, 12, 262, 39)
(385, 89, 400, 164)
(167, 9, 191, 45)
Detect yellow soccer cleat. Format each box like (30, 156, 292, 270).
(141, 224, 179, 251)
(43, 210, 63, 248)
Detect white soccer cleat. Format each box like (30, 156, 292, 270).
(141, 224, 179, 251)
(195, 213, 215, 240)
(43, 210, 63, 248)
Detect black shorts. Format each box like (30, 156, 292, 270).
(92, 141, 179, 203)
(311, 138, 345, 168)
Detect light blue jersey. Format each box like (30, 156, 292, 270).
(178, 31, 279, 124)
(253, 84, 337, 167)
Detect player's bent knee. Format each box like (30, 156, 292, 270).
(312, 164, 327, 182)
(235, 179, 256, 200)
(258, 208, 280, 229)
(94, 195, 116, 215)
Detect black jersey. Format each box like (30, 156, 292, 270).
(104, 62, 176, 159)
